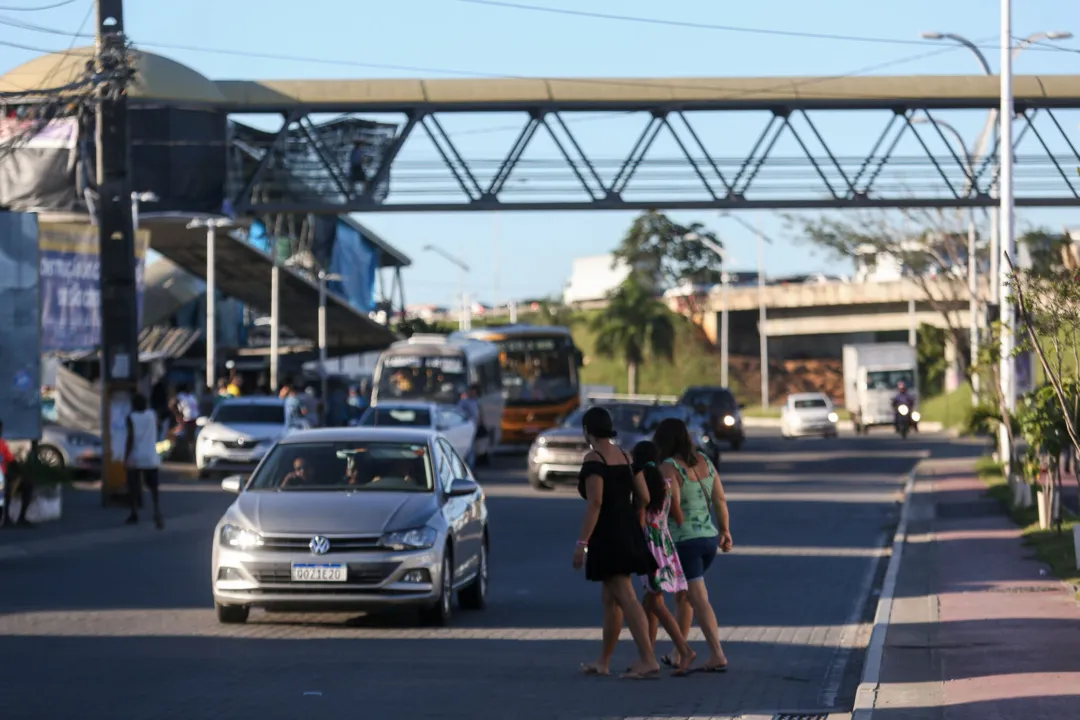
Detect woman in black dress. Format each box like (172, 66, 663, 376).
(573, 406, 661, 679)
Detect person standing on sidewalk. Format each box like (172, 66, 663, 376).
(125, 394, 164, 529)
(0, 419, 32, 528)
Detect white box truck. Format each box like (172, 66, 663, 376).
(842, 343, 919, 433)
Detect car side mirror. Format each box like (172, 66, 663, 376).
(448, 478, 479, 497)
(221, 475, 245, 493)
(196, 416, 209, 427)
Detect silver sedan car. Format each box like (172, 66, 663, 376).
(211, 427, 489, 626)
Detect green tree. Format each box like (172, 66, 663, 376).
(532, 298, 579, 328)
(591, 278, 676, 393)
(789, 208, 989, 377)
(1018, 228, 1073, 279)
(613, 211, 725, 292)
(394, 316, 451, 338)
(916, 322, 948, 395)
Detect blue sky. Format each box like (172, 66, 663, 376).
(2, 0, 1079, 306)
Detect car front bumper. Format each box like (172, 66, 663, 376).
(197, 445, 271, 473)
(786, 421, 837, 436)
(212, 545, 444, 611)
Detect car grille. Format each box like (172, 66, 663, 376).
(544, 439, 589, 452)
(259, 535, 382, 553)
(220, 438, 269, 450)
(247, 561, 398, 585)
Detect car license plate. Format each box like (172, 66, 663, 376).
(291, 563, 347, 582)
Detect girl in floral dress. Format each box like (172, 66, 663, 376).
(632, 441, 696, 674)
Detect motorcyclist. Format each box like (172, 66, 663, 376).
(892, 381, 916, 430)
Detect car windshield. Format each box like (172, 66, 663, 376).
(498, 336, 578, 404)
(681, 389, 736, 411)
(213, 403, 285, 425)
(643, 405, 689, 429)
(793, 398, 828, 409)
(866, 369, 916, 390)
(248, 441, 433, 492)
(560, 404, 647, 431)
(377, 354, 467, 405)
(362, 407, 433, 427)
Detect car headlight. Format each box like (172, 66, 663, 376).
(379, 527, 438, 551)
(828, 412, 838, 423)
(535, 436, 548, 446)
(722, 415, 735, 427)
(219, 524, 264, 550)
(911, 411, 921, 422)
(898, 405, 909, 416)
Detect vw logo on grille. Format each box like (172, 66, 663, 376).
(309, 536, 330, 555)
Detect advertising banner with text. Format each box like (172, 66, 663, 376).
(39, 223, 150, 352)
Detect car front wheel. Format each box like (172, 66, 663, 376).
(419, 551, 454, 626)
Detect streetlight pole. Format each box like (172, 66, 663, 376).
(911, 117, 980, 404)
(721, 213, 774, 408)
(130, 192, 157, 333)
(999, 0, 1016, 468)
(187, 218, 234, 393)
(920, 29, 1072, 309)
(685, 231, 730, 387)
(317, 270, 344, 421)
(423, 245, 472, 331)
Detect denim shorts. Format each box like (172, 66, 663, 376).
(675, 536, 718, 581)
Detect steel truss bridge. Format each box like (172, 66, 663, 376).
(221, 74, 1080, 214)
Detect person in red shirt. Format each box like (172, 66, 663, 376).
(0, 419, 33, 527)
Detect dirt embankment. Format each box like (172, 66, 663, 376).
(729, 355, 844, 406)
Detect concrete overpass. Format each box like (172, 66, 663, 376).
(694, 278, 992, 362)
(2, 48, 1079, 213)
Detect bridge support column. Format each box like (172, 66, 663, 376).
(944, 334, 962, 393)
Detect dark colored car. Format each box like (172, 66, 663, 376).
(526, 401, 711, 490)
(679, 386, 745, 450)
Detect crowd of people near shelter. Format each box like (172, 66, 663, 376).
(574, 406, 732, 679)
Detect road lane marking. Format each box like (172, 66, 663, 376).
(0, 611, 865, 646)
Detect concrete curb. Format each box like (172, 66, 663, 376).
(851, 465, 919, 719)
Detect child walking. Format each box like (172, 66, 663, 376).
(632, 441, 696, 674)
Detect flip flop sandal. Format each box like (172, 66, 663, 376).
(701, 664, 729, 673)
(579, 663, 609, 676)
(660, 655, 675, 668)
(619, 669, 660, 681)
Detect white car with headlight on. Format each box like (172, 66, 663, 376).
(780, 393, 840, 439)
(211, 426, 489, 627)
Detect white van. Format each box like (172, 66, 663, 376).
(372, 334, 504, 462)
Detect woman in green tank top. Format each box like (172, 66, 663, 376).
(654, 417, 733, 673)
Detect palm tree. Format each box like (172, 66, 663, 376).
(591, 278, 676, 393)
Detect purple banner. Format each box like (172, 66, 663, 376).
(39, 223, 148, 352)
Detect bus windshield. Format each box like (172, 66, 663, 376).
(498, 336, 578, 404)
(377, 354, 467, 404)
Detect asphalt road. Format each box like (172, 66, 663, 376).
(0, 429, 978, 720)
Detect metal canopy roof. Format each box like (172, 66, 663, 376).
(145, 218, 398, 354)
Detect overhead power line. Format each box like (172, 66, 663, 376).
(0, 0, 79, 10)
(452, 0, 1060, 54)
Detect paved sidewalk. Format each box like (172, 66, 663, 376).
(867, 458, 1080, 719)
(0, 463, 231, 561)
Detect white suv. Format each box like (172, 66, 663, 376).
(196, 397, 307, 478)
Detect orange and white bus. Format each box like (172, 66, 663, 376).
(453, 325, 582, 445)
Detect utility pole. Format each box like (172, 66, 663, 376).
(999, 0, 1016, 471)
(756, 229, 769, 409)
(96, 0, 140, 504)
(187, 217, 234, 393)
